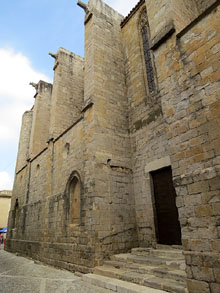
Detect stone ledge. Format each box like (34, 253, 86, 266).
(176, 0, 220, 39)
(145, 156, 171, 174)
(150, 21, 175, 50)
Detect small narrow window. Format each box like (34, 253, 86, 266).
(69, 176, 81, 225)
(140, 9, 156, 94)
(13, 199, 19, 229)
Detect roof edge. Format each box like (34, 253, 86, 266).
(120, 0, 145, 28)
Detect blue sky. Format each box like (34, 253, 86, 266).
(0, 0, 137, 190)
(0, 0, 85, 77)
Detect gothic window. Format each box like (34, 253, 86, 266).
(140, 8, 156, 94)
(69, 176, 81, 225)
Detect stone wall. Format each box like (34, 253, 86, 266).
(150, 1, 220, 292)
(7, 109, 97, 272)
(145, 0, 219, 46)
(49, 48, 84, 140)
(6, 0, 220, 290)
(121, 0, 220, 291)
(15, 110, 33, 172)
(84, 0, 138, 259)
(121, 0, 170, 247)
(29, 81, 52, 159)
(6, 0, 138, 270)
(171, 0, 219, 33)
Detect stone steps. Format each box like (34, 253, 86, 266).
(103, 260, 186, 282)
(144, 276, 187, 293)
(83, 273, 166, 293)
(110, 253, 186, 271)
(131, 247, 184, 259)
(93, 265, 186, 293)
(85, 246, 187, 293)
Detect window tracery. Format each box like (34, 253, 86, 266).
(140, 8, 156, 94)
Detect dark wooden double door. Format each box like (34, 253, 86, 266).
(151, 167, 182, 245)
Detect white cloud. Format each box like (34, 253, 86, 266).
(0, 171, 13, 190)
(0, 48, 51, 189)
(0, 48, 51, 142)
(104, 0, 138, 16)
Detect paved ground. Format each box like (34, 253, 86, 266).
(0, 246, 110, 293)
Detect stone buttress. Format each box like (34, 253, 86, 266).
(6, 0, 220, 291)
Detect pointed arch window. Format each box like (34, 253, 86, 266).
(69, 176, 81, 225)
(66, 171, 82, 226)
(140, 8, 156, 94)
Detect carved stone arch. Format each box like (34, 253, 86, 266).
(139, 6, 149, 31)
(138, 6, 157, 95)
(65, 171, 82, 226)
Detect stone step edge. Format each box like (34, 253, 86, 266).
(104, 259, 186, 272)
(111, 254, 185, 265)
(112, 253, 184, 260)
(132, 247, 183, 252)
(129, 253, 185, 262)
(100, 262, 186, 281)
(131, 248, 183, 256)
(156, 245, 183, 250)
(83, 273, 166, 293)
(94, 266, 186, 287)
(143, 277, 187, 293)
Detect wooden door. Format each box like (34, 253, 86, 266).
(151, 167, 182, 245)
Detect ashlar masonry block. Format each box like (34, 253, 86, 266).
(15, 110, 33, 172)
(49, 48, 84, 139)
(29, 81, 52, 159)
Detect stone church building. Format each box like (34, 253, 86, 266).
(6, 0, 220, 292)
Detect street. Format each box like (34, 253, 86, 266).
(0, 246, 109, 293)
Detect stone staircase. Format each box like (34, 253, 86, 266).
(83, 245, 188, 293)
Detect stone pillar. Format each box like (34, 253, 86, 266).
(15, 110, 33, 173)
(82, 0, 138, 261)
(29, 81, 52, 159)
(49, 48, 84, 140)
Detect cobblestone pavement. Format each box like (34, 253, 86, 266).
(0, 247, 110, 293)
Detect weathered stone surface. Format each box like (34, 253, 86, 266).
(89, 246, 187, 293)
(0, 248, 110, 293)
(6, 1, 220, 293)
(29, 81, 52, 158)
(49, 48, 84, 140)
(187, 279, 210, 293)
(15, 110, 33, 172)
